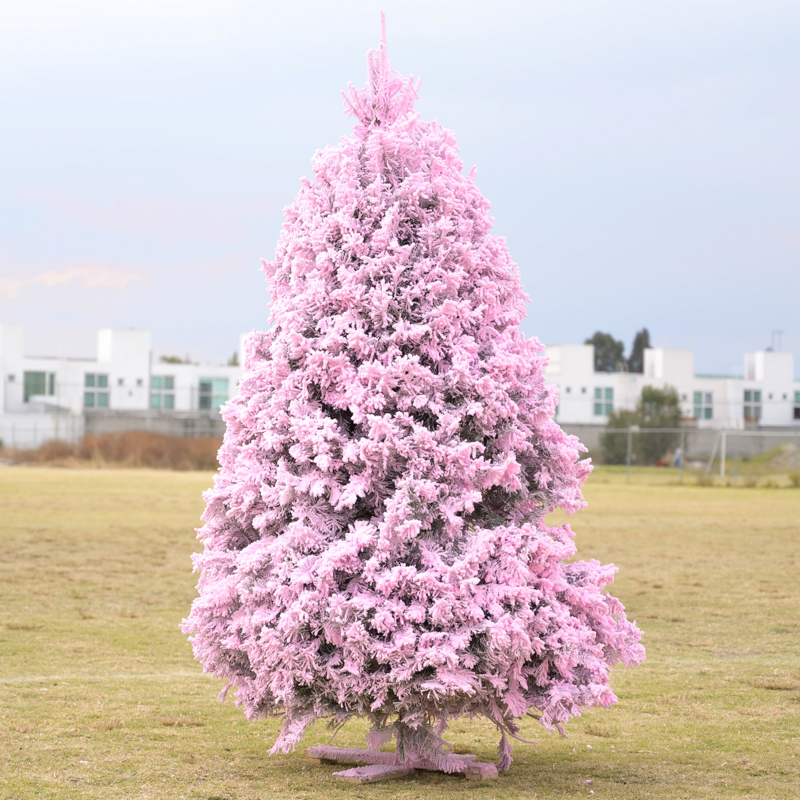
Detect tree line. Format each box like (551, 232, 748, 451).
(585, 327, 651, 373)
(583, 328, 682, 464)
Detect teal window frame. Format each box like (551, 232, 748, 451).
(694, 391, 713, 420)
(23, 371, 47, 403)
(593, 387, 613, 416)
(84, 373, 109, 408)
(150, 375, 175, 411)
(743, 389, 762, 421)
(199, 377, 228, 411)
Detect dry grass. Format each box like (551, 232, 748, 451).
(591, 460, 800, 489)
(0, 431, 222, 470)
(0, 467, 799, 799)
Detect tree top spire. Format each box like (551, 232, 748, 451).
(342, 12, 421, 128)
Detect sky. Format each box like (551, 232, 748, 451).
(1, 0, 798, 374)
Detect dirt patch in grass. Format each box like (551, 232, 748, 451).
(749, 678, 800, 691)
(156, 716, 206, 727)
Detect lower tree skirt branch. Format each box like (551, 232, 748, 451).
(305, 745, 499, 782)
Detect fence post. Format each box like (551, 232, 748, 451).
(705, 434, 720, 477)
(679, 425, 685, 484)
(626, 426, 632, 484)
(795, 428, 798, 474)
(733, 430, 739, 486)
(720, 431, 726, 479)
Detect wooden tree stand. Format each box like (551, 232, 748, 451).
(305, 745, 499, 784)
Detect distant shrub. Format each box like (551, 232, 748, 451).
(599, 386, 681, 465)
(77, 432, 221, 470)
(599, 409, 637, 464)
(36, 439, 75, 461)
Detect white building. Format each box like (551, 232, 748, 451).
(544, 344, 800, 429)
(0, 324, 244, 448)
(3, 324, 799, 449)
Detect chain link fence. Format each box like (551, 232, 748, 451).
(594, 427, 799, 485)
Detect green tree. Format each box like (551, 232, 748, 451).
(585, 331, 626, 372)
(627, 328, 651, 373)
(227, 351, 240, 367)
(637, 385, 681, 464)
(599, 408, 638, 464)
(599, 385, 682, 465)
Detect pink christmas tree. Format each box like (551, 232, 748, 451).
(183, 21, 644, 773)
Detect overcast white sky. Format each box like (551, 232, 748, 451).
(1, 0, 798, 373)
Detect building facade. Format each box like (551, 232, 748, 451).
(544, 344, 800, 429)
(0, 324, 244, 448)
(3, 324, 799, 449)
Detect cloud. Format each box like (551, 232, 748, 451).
(0, 264, 147, 299)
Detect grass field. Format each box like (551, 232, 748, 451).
(1, 467, 798, 799)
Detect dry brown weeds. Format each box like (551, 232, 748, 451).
(0, 430, 222, 470)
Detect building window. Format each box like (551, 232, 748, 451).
(693, 391, 713, 420)
(743, 390, 761, 422)
(24, 371, 55, 402)
(84, 373, 109, 408)
(794, 391, 800, 421)
(199, 378, 228, 410)
(593, 387, 613, 416)
(150, 376, 175, 409)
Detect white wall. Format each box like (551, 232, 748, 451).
(1, 324, 25, 413)
(151, 362, 242, 412)
(97, 328, 151, 411)
(545, 345, 597, 423)
(746, 351, 795, 426)
(546, 344, 799, 430)
(0, 325, 244, 446)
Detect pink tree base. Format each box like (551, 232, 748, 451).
(305, 745, 499, 783)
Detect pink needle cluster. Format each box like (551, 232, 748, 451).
(183, 23, 644, 771)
